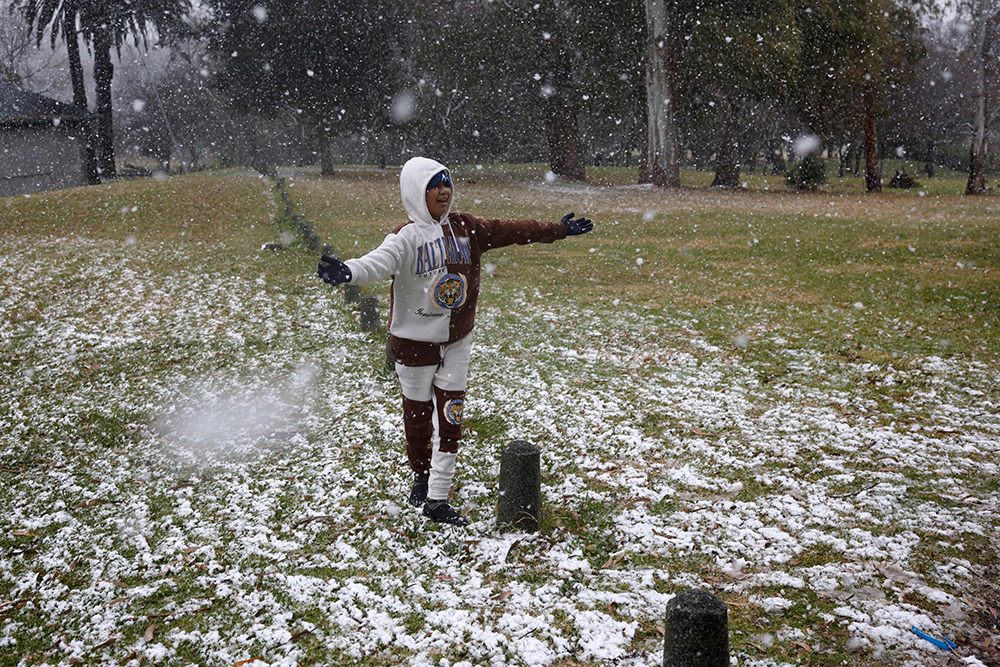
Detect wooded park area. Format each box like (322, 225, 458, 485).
(3, 0, 1000, 196)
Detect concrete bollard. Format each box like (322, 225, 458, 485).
(360, 295, 380, 332)
(344, 284, 362, 304)
(496, 440, 542, 533)
(662, 589, 730, 667)
(385, 331, 395, 373)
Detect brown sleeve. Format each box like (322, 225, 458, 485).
(460, 213, 568, 251)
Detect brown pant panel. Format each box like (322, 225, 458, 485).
(391, 335, 442, 367)
(402, 396, 434, 478)
(435, 386, 466, 454)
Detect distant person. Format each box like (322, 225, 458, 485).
(317, 157, 594, 525)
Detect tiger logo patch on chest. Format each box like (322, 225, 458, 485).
(433, 273, 468, 310)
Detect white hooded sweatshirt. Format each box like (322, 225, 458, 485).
(345, 157, 567, 356)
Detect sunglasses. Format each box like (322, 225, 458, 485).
(426, 171, 452, 191)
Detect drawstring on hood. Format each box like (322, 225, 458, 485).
(400, 157, 453, 226)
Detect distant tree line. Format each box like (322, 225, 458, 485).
(6, 0, 1000, 194)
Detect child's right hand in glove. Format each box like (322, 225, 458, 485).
(317, 254, 352, 285)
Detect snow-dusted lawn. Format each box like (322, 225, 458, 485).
(1, 170, 998, 666)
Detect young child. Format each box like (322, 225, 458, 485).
(318, 157, 594, 526)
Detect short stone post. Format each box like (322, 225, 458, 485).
(360, 295, 380, 332)
(662, 589, 730, 667)
(344, 284, 362, 304)
(385, 331, 395, 373)
(496, 440, 542, 533)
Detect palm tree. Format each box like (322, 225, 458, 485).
(14, 0, 98, 182)
(14, 0, 190, 179)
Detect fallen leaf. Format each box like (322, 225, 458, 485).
(92, 637, 117, 650)
(491, 591, 512, 602)
(691, 427, 717, 436)
(233, 657, 264, 667)
(144, 623, 158, 642)
(792, 641, 813, 653)
(289, 629, 314, 643)
(12, 530, 38, 537)
(501, 539, 522, 563)
(600, 553, 625, 569)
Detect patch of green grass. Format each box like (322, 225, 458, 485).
(465, 408, 510, 442)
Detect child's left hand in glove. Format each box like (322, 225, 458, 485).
(561, 212, 594, 236)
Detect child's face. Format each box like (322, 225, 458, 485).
(426, 181, 452, 221)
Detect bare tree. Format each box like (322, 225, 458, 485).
(964, 0, 1000, 194)
(642, 0, 679, 186)
(0, 0, 66, 91)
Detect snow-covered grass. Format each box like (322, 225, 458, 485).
(1, 168, 998, 667)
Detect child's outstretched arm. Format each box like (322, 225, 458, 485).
(317, 233, 406, 286)
(469, 212, 595, 250)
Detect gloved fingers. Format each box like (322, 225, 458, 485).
(317, 263, 333, 283)
(320, 254, 340, 265)
(317, 263, 340, 284)
(561, 212, 574, 224)
(565, 216, 593, 235)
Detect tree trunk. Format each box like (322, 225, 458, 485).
(768, 138, 787, 175)
(966, 1, 993, 195)
(93, 27, 116, 179)
(638, 93, 650, 181)
(748, 123, 761, 174)
(711, 97, 740, 188)
(864, 85, 881, 193)
(317, 119, 334, 175)
(643, 0, 680, 187)
(537, 13, 585, 182)
(924, 138, 936, 178)
(545, 95, 585, 181)
(63, 2, 99, 185)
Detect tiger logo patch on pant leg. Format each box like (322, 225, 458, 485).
(443, 398, 464, 426)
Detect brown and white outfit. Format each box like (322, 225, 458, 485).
(343, 157, 567, 502)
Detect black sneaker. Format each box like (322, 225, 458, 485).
(408, 478, 429, 507)
(422, 500, 469, 526)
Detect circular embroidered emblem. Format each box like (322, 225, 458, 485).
(443, 398, 464, 426)
(433, 273, 467, 310)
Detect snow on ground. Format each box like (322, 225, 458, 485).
(1, 231, 997, 666)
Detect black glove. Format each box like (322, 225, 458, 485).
(561, 212, 594, 236)
(317, 254, 352, 286)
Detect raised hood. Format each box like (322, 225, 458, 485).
(400, 156, 452, 226)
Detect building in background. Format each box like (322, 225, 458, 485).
(1, 82, 96, 198)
